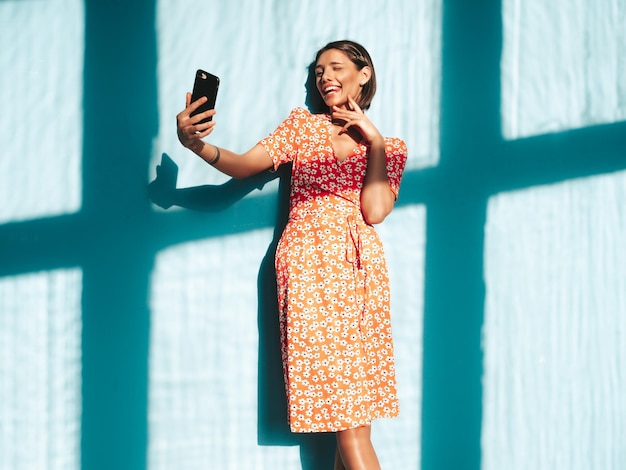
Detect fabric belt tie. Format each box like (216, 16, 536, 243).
(345, 215, 363, 269)
(345, 215, 368, 356)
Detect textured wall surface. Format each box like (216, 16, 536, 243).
(1, 0, 625, 469)
(483, 171, 626, 469)
(501, 0, 626, 138)
(0, 0, 83, 224)
(0, 269, 82, 469)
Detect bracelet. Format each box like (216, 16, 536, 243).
(208, 145, 221, 165)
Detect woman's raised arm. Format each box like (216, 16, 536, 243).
(176, 92, 273, 179)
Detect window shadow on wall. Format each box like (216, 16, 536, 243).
(413, 3, 626, 470)
(4, 2, 626, 470)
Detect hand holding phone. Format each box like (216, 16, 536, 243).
(190, 69, 220, 124)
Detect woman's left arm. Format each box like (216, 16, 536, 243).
(360, 136, 396, 224)
(332, 97, 396, 224)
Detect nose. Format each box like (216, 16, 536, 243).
(319, 68, 332, 83)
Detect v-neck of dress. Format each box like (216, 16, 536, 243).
(325, 115, 362, 164)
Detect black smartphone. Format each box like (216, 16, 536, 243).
(190, 69, 220, 124)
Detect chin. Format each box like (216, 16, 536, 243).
(327, 99, 347, 109)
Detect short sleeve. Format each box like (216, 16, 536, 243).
(258, 107, 308, 171)
(385, 137, 408, 200)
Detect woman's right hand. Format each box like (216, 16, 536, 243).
(176, 92, 216, 149)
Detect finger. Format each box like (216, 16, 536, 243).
(189, 122, 215, 139)
(331, 106, 353, 119)
(339, 120, 356, 134)
(178, 94, 206, 123)
(196, 126, 214, 138)
(348, 96, 362, 113)
(188, 95, 208, 113)
(190, 109, 216, 126)
(193, 116, 216, 132)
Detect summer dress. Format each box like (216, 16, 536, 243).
(259, 107, 407, 433)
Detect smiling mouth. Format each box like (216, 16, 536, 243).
(322, 86, 340, 96)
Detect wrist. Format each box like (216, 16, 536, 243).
(207, 145, 221, 165)
(369, 134, 385, 148)
(187, 139, 205, 154)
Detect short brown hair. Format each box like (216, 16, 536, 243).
(314, 40, 377, 110)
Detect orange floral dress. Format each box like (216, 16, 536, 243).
(259, 107, 408, 433)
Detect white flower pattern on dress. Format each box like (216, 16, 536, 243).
(259, 107, 407, 433)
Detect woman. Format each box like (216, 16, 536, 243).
(176, 40, 407, 470)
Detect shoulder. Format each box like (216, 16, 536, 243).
(384, 136, 408, 156)
(276, 107, 313, 129)
(287, 106, 329, 123)
(286, 107, 312, 119)
(279, 107, 330, 134)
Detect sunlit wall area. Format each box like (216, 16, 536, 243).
(482, 171, 626, 469)
(152, 0, 441, 190)
(501, 0, 626, 139)
(0, 269, 82, 470)
(0, 0, 84, 224)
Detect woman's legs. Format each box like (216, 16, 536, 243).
(334, 425, 381, 470)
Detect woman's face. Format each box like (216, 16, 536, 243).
(315, 49, 369, 110)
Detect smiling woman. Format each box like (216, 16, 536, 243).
(175, 39, 408, 469)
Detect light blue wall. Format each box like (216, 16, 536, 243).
(1, 0, 625, 469)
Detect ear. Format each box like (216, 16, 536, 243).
(359, 66, 372, 87)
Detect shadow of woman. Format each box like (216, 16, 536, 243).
(149, 150, 335, 469)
